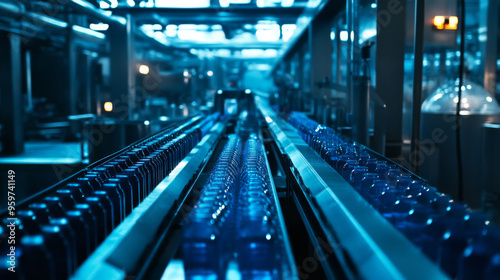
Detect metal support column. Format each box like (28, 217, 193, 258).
(26, 50, 32, 112)
(310, 15, 333, 100)
(480, 0, 498, 97)
(68, 28, 79, 116)
(310, 14, 333, 125)
(375, 0, 406, 157)
(109, 15, 135, 119)
(0, 32, 23, 154)
(84, 53, 93, 114)
(296, 51, 304, 111)
(352, 75, 370, 146)
(410, 0, 425, 173)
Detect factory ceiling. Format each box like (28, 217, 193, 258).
(95, 0, 324, 59)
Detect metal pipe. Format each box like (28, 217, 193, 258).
(72, 25, 106, 43)
(410, 0, 425, 173)
(69, 0, 126, 26)
(0, 1, 23, 17)
(26, 50, 32, 111)
(25, 11, 68, 31)
(372, 92, 387, 155)
(352, 75, 370, 146)
(346, 0, 353, 115)
(136, 27, 195, 57)
(0, 1, 105, 44)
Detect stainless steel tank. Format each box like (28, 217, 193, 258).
(420, 79, 500, 208)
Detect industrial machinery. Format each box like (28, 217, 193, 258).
(2, 91, 500, 279)
(1, 0, 500, 279)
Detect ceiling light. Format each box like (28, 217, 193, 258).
(139, 65, 149, 75)
(104, 102, 113, 112)
(156, 0, 210, 8)
(281, 0, 294, 7)
(90, 23, 109, 31)
(256, 22, 280, 41)
(340, 31, 348, 41)
(219, 0, 230, 7)
(99, 1, 110, 9)
(282, 24, 296, 41)
(229, 0, 251, 4)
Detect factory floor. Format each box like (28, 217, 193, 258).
(0, 141, 87, 212)
(0, 141, 82, 164)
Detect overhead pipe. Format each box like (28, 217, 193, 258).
(410, 0, 425, 173)
(136, 27, 196, 58)
(25, 11, 68, 31)
(0, 1, 23, 17)
(68, 0, 126, 26)
(72, 25, 106, 44)
(0, 1, 21, 20)
(1, 0, 191, 55)
(0, 0, 105, 45)
(69, 1, 193, 55)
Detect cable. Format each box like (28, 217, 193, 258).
(456, 0, 466, 202)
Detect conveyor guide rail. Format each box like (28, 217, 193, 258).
(257, 98, 448, 280)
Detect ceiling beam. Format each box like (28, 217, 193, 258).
(109, 6, 303, 24)
(169, 41, 283, 49)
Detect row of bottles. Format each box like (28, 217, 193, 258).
(288, 111, 500, 279)
(0, 113, 219, 280)
(182, 133, 286, 280)
(183, 135, 242, 279)
(236, 135, 281, 279)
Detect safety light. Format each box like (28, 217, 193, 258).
(433, 16, 458, 30)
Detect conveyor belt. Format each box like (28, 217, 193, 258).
(0, 114, 219, 279)
(73, 119, 226, 279)
(1, 110, 299, 280)
(5, 95, 498, 280)
(257, 98, 449, 279)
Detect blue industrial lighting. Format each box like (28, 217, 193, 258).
(99, 1, 110, 8)
(282, 0, 295, 7)
(256, 21, 280, 41)
(228, 0, 251, 4)
(219, 0, 230, 7)
(73, 25, 106, 39)
(282, 24, 296, 41)
(165, 24, 177, 37)
(90, 23, 109, 31)
(155, 0, 210, 7)
(339, 30, 348, 41)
